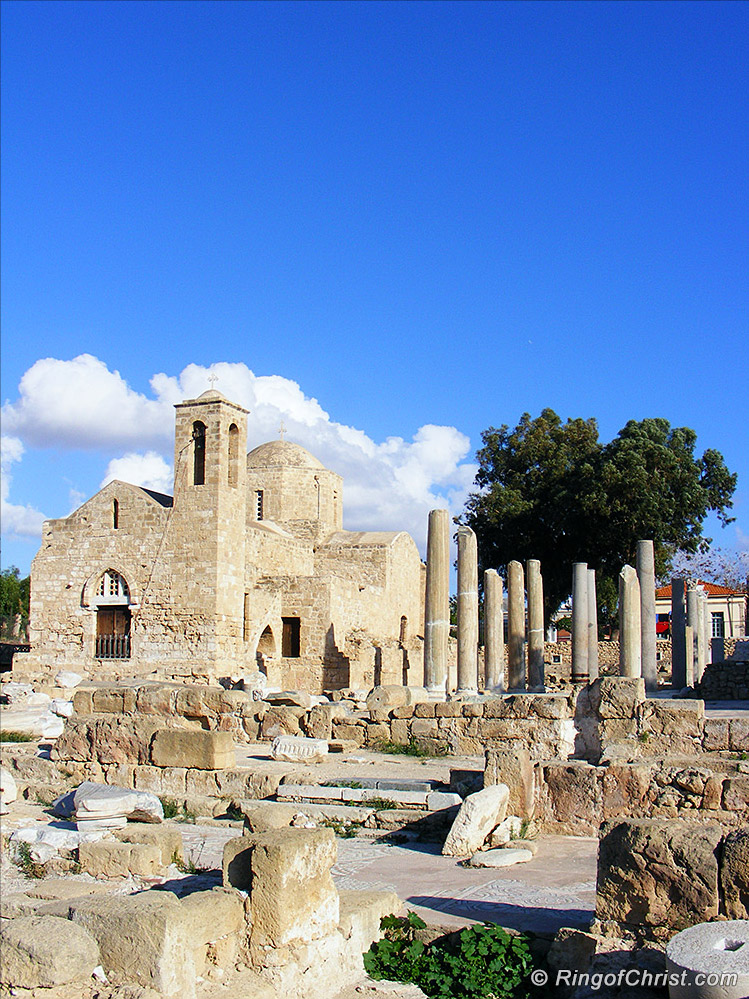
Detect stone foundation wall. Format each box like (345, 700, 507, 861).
(691, 655, 749, 699)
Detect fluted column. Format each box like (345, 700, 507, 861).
(527, 559, 544, 689)
(619, 564, 642, 677)
(571, 562, 589, 683)
(456, 526, 479, 693)
(507, 560, 526, 690)
(483, 569, 504, 692)
(423, 509, 449, 695)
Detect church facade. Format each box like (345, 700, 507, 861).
(17, 390, 426, 691)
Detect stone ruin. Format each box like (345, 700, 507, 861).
(2, 515, 749, 997)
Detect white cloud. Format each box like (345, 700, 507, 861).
(1, 354, 173, 450)
(100, 452, 174, 495)
(1, 436, 48, 538)
(2, 356, 478, 553)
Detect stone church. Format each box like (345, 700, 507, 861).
(17, 390, 426, 691)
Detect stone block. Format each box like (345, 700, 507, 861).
(242, 802, 299, 833)
(0, 915, 100, 988)
(484, 695, 530, 719)
(92, 686, 137, 714)
(703, 717, 729, 752)
(601, 763, 651, 821)
(390, 718, 409, 744)
(596, 818, 723, 938)
(133, 764, 187, 797)
(115, 825, 184, 865)
(175, 685, 249, 720)
(260, 706, 304, 740)
(484, 746, 535, 819)
(442, 784, 509, 857)
(435, 701, 462, 717)
(730, 718, 749, 752)
(366, 685, 410, 713)
(589, 677, 645, 718)
(179, 888, 245, 946)
(243, 828, 339, 950)
(331, 722, 366, 745)
(136, 684, 178, 716)
(337, 889, 402, 953)
(305, 704, 345, 740)
(79, 840, 163, 878)
(151, 729, 235, 770)
(271, 735, 328, 762)
(70, 891, 197, 998)
(411, 718, 438, 738)
(529, 694, 571, 719)
(723, 778, 749, 816)
(542, 761, 602, 835)
(426, 791, 462, 811)
(414, 702, 436, 718)
(721, 827, 749, 919)
(461, 702, 484, 717)
(72, 688, 93, 714)
(364, 722, 390, 744)
(391, 704, 414, 719)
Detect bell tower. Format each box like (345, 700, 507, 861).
(168, 389, 249, 672)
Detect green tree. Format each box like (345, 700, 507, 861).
(0, 566, 30, 640)
(460, 410, 737, 619)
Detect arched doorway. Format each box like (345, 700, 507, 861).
(255, 625, 276, 675)
(94, 570, 132, 659)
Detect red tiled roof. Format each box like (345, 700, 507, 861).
(655, 580, 743, 598)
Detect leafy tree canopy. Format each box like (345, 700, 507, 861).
(460, 409, 737, 619)
(0, 567, 30, 620)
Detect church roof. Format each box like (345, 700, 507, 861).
(247, 440, 326, 470)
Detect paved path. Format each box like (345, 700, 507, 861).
(332, 835, 597, 936)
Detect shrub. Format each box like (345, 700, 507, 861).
(364, 912, 535, 999)
(0, 730, 35, 742)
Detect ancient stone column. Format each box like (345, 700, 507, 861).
(423, 509, 450, 695)
(619, 564, 642, 678)
(687, 583, 703, 684)
(685, 624, 694, 687)
(587, 568, 599, 681)
(483, 569, 504, 692)
(456, 526, 479, 693)
(507, 560, 526, 691)
(526, 559, 544, 689)
(703, 593, 712, 668)
(571, 562, 589, 683)
(671, 577, 687, 689)
(637, 540, 658, 692)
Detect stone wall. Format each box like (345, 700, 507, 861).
(691, 655, 749, 700)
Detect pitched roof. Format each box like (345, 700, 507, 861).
(655, 580, 743, 598)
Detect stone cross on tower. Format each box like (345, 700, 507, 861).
(278, 421, 287, 441)
(208, 373, 219, 390)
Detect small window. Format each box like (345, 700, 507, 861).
(97, 570, 129, 600)
(228, 424, 239, 487)
(712, 612, 725, 638)
(282, 617, 300, 658)
(255, 490, 264, 521)
(552, 654, 562, 664)
(113, 499, 119, 529)
(193, 421, 206, 485)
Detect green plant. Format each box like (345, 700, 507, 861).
(223, 802, 243, 821)
(0, 730, 35, 743)
(321, 817, 363, 838)
(373, 738, 448, 758)
(15, 842, 46, 879)
(160, 797, 196, 823)
(321, 779, 363, 789)
(362, 796, 399, 811)
(364, 912, 535, 999)
(638, 731, 650, 744)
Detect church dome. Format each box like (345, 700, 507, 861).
(246, 440, 326, 469)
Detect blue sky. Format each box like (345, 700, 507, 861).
(2, 0, 747, 578)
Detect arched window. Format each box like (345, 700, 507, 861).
(192, 421, 206, 485)
(228, 424, 239, 486)
(113, 499, 119, 529)
(96, 570, 130, 601)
